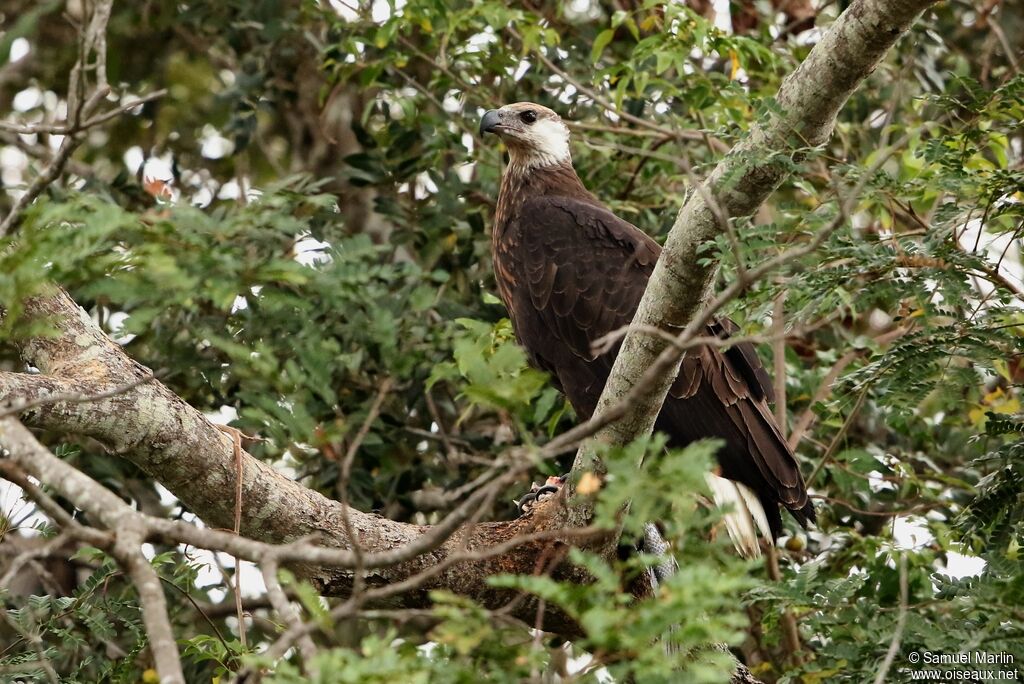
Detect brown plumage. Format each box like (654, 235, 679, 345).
(482, 103, 814, 542)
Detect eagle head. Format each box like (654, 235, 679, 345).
(480, 102, 570, 167)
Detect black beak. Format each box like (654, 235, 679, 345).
(480, 109, 502, 136)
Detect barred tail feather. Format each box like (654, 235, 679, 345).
(704, 473, 773, 559)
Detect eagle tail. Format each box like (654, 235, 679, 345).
(704, 473, 773, 559)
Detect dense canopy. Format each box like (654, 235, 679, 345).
(0, 1, 1023, 683)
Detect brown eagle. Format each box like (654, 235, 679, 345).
(481, 102, 814, 556)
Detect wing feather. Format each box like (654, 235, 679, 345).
(496, 194, 813, 537)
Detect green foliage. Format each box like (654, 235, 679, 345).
(0, 552, 149, 683)
(428, 317, 564, 430)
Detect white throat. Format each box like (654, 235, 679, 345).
(511, 119, 571, 169)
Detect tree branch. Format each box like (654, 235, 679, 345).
(112, 519, 186, 684)
(0, 289, 606, 634)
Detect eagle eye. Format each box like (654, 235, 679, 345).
(519, 110, 537, 124)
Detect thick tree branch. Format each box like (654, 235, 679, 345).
(569, 0, 938, 505)
(112, 519, 187, 684)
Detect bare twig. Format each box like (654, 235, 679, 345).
(261, 559, 319, 668)
(772, 292, 787, 431)
(873, 552, 908, 684)
(0, 0, 166, 240)
(0, 91, 167, 136)
(113, 520, 186, 684)
(214, 425, 249, 649)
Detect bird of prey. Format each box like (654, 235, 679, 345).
(480, 102, 814, 557)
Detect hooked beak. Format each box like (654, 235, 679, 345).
(479, 109, 502, 136)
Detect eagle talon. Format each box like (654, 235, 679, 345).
(515, 492, 539, 515)
(515, 474, 568, 516)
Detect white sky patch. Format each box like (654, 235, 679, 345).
(370, 0, 405, 23)
(567, 0, 591, 17)
(327, 0, 359, 21)
(9, 37, 29, 63)
(108, 310, 136, 345)
(511, 59, 531, 81)
(893, 515, 934, 550)
(123, 146, 145, 176)
(231, 295, 249, 313)
(218, 179, 242, 200)
(200, 124, 234, 160)
(371, 0, 390, 22)
(465, 27, 497, 54)
(205, 405, 240, 426)
(943, 550, 986, 579)
(12, 87, 43, 112)
(116, 92, 146, 117)
(455, 161, 475, 183)
(143, 154, 174, 182)
(45, 91, 62, 116)
(185, 548, 266, 600)
(294, 235, 333, 265)
(567, 649, 613, 682)
(156, 483, 178, 508)
(868, 308, 892, 330)
(413, 171, 439, 200)
(192, 186, 214, 207)
(956, 213, 1024, 305)
(711, 0, 733, 33)
(867, 108, 889, 129)
(867, 470, 897, 493)
(442, 90, 463, 114)
(795, 25, 823, 46)
(1, 145, 29, 190)
(0, 478, 50, 537)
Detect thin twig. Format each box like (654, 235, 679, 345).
(0, 91, 167, 135)
(113, 521, 186, 684)
(215, 424, 249, 649)
(261, 559, 319, 668)
(873, 552, 908, 684)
